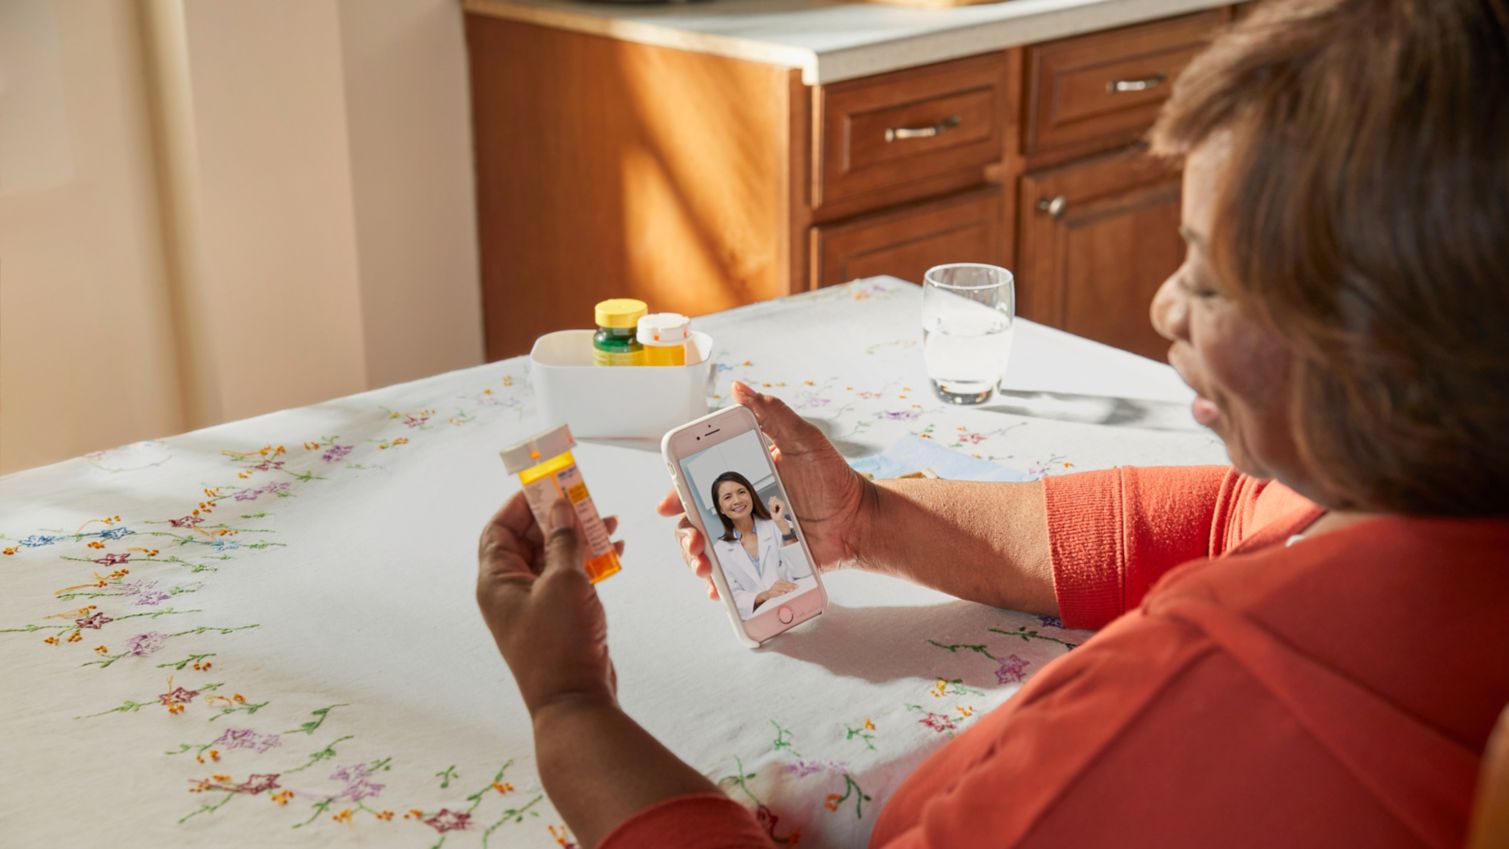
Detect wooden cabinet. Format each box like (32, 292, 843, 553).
(466, 6, 1234, 360)
(1017, 147, 1181, 359)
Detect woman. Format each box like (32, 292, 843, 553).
(707, 471, 801, 617)
(474, 1, 1509, 846)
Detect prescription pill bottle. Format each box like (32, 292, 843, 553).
(499, 425, 621, 583)
(636, 313, 691, 366)
(593, 299, 648, 366)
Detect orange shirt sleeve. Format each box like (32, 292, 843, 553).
(1043, 466, 1310, 629)
(598, 793, 774, 849)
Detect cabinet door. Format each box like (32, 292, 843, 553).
(1017, 146, 1181, 360)
(810, 187, 1003, 288)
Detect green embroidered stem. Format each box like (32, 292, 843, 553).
(481, 795, 545, 848)
(717, 756, 763, 807)
(156, 652, 216, 671)
(284, 703, 347, 735)
(770, 721, 801, 758)
(178, 789, 236, 825)
(926, 639, 998, 660)
(988, 625, 1078, 649)
(282, 735, 354, 775)
(435, 765, 460, 789)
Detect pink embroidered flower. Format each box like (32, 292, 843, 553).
(135, 590, 171, 606)
(169, 515, 203, 528)
(233, 487, 261, 502)
(264, 481, 291, 496)
(959, 431, 988, 445)
(321, 444, 352, 462)
(93, 552, 130, 566)
(918, 712, 957, 733)
(233, 773, 281, 795)
(423, 809, 471, 833)
(213, 728, 281, 753)
(995, 654, 1031, 684)
(160, 685, 199, 707)
(402, 414, 430, 428)
(251, 460, 284, 472)
(877, 409, 921, 421)
(126, 632, 165, 656)
(75, 611, 113, 630)
(783, 760, 825, 778)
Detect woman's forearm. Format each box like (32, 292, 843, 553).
(533, 695, 720, 848)
(849, 478, 1056, 614)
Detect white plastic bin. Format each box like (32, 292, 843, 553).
(529, 330, 716, 439)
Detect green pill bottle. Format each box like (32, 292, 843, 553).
(593, 298, 648, 366)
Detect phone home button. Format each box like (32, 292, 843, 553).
(777, 606, 794, 625)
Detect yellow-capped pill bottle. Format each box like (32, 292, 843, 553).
(499, 425, 621, 583)
(636, 313, 691, 366)
(593, 299, 648, 366)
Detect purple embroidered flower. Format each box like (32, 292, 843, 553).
(93, 552, 131, 566)
(169, 515, 203, 528)
(321, 444, 353, 462)
(995, 654, 1031, 684)
(135, 590, 171, 606)
(331, 763, 385, 801)
(233, 487, 261, 502)
(251, 460, 284, 472)
(402, 414, 430, 428)
(75, 611, 113, 630)
(214, 728, 282, 753)
(159, 685, 199, 706)
(98, 527, 133, 540)
(125, 632, 165, 656)
(19, 534, 59, 547)
(783, 760, 825, 778)
(264, 482, 290, 496)
(877, 409, 921, 421)
(233, 773, 281, 795)
(1037, 614, 1063, 628)
(424, 808, 471, 833)
(797, 393, 832, 408)
(918, 712, 957, 733)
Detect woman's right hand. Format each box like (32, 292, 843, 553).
(753, 581, 801, 608)
(656, 382, 872, 600)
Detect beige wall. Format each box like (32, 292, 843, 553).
(0, 0, 483, 474)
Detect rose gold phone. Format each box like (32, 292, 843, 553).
(662, 406, 827, 647)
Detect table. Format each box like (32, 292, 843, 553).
(0, 277, 1227, 847)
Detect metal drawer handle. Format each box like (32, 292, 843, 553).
(1106, 73, 1167, 93)
(885, 114, 961, 143)
(1037, 195, 1068, 219)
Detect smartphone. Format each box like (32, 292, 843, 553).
(661, 406, 827, 647)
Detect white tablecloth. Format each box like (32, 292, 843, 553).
(0, 277, 1227, 847)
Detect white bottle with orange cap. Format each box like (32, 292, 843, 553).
(636, 313, 694, 366)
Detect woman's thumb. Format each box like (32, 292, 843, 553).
(544, 500, 583, 574)
(732, 382, 818, 446)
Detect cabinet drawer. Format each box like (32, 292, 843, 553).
(814, 52, 1009, 210)
(810, 187, 1002, 288)
(1023, 10, 1226, 156)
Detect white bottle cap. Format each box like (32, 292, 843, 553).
(499, 424, 576, 474)
(636, 313, 691, 346)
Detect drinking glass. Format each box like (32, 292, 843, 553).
(921, 263, 1015, 405)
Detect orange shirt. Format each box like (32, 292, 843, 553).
(603, 466, 1509, 848)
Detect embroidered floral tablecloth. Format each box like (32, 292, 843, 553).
(0, 277, 1227, 847)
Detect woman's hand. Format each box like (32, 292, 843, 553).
(768, 495, 791, 533)
(754, 580, 801, 609)
(658, 382, 872, 599)
(476, 495, 623, 716)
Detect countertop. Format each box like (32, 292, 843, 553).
(463, 0, 1232, 84)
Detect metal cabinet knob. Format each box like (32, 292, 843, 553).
(1037, 195, 1068, 219)
(1106, 73, 1167, 93)
(885, 114, 961, 143)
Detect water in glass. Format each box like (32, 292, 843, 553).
(922, 264, 1015, 405)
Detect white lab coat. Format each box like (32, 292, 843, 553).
(710, 517, 797, 619)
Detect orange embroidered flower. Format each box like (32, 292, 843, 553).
(863, 718, 875, 731)
(376, 810, 394, 821)
(2, 547, 16, 556)
(332, 809, 353, 824)
(94, 645, 109, 654)
(212, 774, 231, 783)
(501, 375, 514, 387)
(404, 809, 425, 820)
(66, 631, 83, 643)
(492, 782, 514, 794)
(232, 693, 246, 703)
(87, 541, 105, 549)
(43, 636, 58, 645)
(270, 790, 294, 805)
(823, 794, 842, 811)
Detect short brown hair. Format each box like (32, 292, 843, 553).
(1151, 0, 1509, 516)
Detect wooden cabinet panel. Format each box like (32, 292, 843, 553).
(811, 188, 1002, 287)
(1023, 10, 1225, 156)
(1017, 146, 1182, 360)
(815, 52, 1009, 211)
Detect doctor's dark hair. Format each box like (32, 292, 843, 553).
(1150, 0, 1509, 516)
(710, 471, 772, 542)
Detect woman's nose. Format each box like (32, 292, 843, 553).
(1149, 274, 1188, 344)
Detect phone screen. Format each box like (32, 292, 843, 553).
(678, 429, 819, 620)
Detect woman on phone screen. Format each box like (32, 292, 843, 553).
(708, 471, 800, 617)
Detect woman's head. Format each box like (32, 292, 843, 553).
(711, 471, 772, 541)
(1149, 0, 1509, 516)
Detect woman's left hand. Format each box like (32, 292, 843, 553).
(768, 496, 787, 521)
(476, 494, 623, 716)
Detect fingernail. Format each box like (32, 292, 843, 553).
(549, 499, 573, 531)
